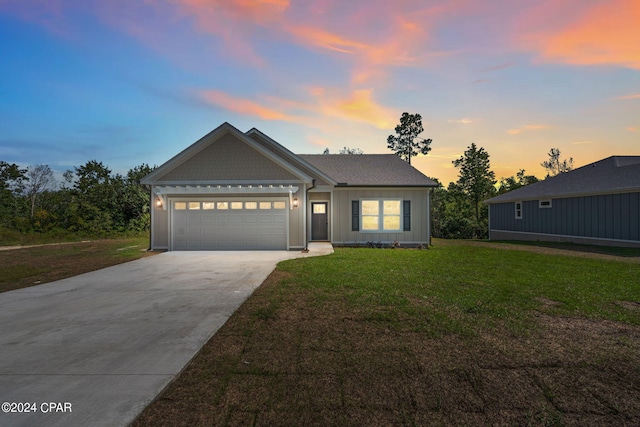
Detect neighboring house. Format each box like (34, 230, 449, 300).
(141, 122, 438, 250)
(485, 156, 640, 248)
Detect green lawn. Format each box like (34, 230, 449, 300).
(282, 240, 640, 334)
(135, 241, 640, 426)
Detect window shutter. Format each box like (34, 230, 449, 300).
(351, 200, 359, 231)
(403, 200, 411, 231)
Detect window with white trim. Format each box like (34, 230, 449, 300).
(515, 201, 523, 219)
(360, 199, 402, 232)
(539, 200, 552, 208)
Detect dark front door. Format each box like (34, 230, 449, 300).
(311, 202, 328, 240)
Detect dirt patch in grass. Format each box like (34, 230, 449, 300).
(0, 238, 159, 293)
(134, 270, 640, 427)
(459, 239, 640, 263)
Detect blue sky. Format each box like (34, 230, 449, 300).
(1, 0, 638, 185)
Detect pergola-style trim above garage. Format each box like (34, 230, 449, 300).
(153, 184, 299, 210)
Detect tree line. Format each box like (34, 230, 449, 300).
(0, 160, 154, 236)
(2, 115, 573, 241)
(386, 112, 574, 239)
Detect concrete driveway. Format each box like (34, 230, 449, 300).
(0, 244, 332, 427)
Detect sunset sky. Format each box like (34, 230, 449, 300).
(1, 0, 638, 185)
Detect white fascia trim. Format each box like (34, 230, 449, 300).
(154, 184, 299, 195)
(152, 180, 302, 186)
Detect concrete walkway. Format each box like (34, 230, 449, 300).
(0, 244, 333, 427)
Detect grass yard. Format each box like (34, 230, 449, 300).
(134, 240, 640, 426)
(0, 237, 158, 293)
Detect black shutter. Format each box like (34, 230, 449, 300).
(352, 200, 359, 231)
(403, 200, 411, 231)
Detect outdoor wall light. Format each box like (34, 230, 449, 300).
(155, 197, 163, 208)
(293, 198, 299, 208)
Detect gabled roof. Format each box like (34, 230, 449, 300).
(141, 122, 438, 188)
(486, 156, 640, 204)
(299, 154, 438, 187)
(141, 122, 313, 185)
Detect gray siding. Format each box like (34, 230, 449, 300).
(332, 188, 429, 244)
(158, 133, 298, 182)
(288, 188, 305, 248)
(489, 191, 640, 242)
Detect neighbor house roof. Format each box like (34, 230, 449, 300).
(299, 154, 438, 187)
(485, 156, 640, 204)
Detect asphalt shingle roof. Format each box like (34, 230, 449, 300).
(298, 154, 438, 187)
(486, 156, 640, 204)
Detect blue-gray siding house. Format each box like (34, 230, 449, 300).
(485, 156, 640, 248)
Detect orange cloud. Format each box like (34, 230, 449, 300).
(527, 0, 640, 69)
(199, 90, 295, 121)
(507, 124, 550, 135)
(325, 89, 396, 129)
(613, 93, 640, 100)
(197, 86, 396, 129)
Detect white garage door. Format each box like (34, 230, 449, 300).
(171, 199, 288, 250)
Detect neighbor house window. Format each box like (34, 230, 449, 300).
(231, 202, 243, 209)
(188, 202, 200, 210)
(539, 200, 552, 208)
(202, 202, 215, 210)
(259, 202, 271, 209)
(515, 201, 523, 219)
(174, 202, 186, 210)
(245, 202, 257, 209)
(217, 202, 228, 210)
(273, 201, 286, 209)
(360, 199, 402, 232)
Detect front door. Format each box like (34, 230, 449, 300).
(311, 202, 328, 240)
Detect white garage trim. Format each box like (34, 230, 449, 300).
(154, 185, 298, 211)
(169, 197, 289, 251)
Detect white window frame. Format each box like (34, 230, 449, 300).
(515, 201, 523, 219)
(360, 199, 402, 232)
(539, 199, 552, 208)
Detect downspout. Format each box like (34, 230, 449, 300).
(302, 179, 316, 252)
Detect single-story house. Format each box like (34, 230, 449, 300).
(485, 156, 640, 248)
(141, 122, 438, 250)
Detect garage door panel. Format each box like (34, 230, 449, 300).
(172, 199, 288, 250)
